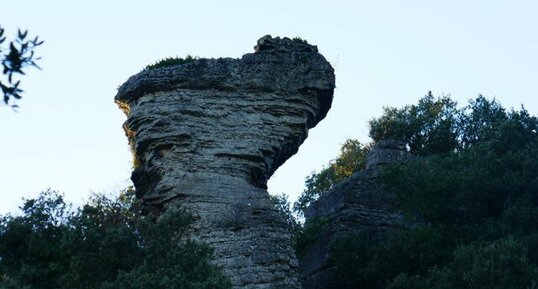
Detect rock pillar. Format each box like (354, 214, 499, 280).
(115, 35, 335, 289)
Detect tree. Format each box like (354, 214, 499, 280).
(0, 26, 43, 107)
(389, 238, 538, 289)
(369, 91, 459, 155)
(299, 94, 538, 289)
(458, 95, 507, 148)
(350, 95, 538, 287)
(383, 97, 538, 225)
(270, 193, 300, 235)
(0, 190, 231, 289)
(293, 139, 370, 217)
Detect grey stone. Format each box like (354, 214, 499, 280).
(115, 35, 335, 289)
(299, 140, 412, 289)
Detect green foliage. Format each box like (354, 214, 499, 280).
(459, 96, 507, 148)
(0, 189, 231, 289)
(0, 26, 43, 107)
(384, 100, 538, 226)
(331, 226, 451, 289)
(370, 97, 538, 287)
(0, 190, 71, 289)
(144, 55, 197, 71)
(291, 37, 308, 44)
(99, 207, 229, 289)
(270, 193, 300, 236)
(388, 238, 538, 289)
(331, 231, 382, 288)
(369, 91, 459, 155)
(293, 139, 370, 217)
(294, 217, 328, 257)
(307, 94, 538, 289)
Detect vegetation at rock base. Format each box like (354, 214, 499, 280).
(293, 139, 370, 217)
(293, 93, 538, 288)
(293, 217, 329, 258)
(0, 189, 231, 289)
(144, 55, 197, 71)
(270, 193, 300, 236)
(0, 26, 43, 107)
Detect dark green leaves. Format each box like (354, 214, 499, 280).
(388, 238, 538, 289)
(0, 26, 43, 107)
(293, 139, 370, 217)
(369, 91, 459, 155)
(144, 55, 197, 71)
(0, 190, 231, 289)
(308, 94, 538, 288)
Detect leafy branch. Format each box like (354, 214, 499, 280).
(0, 26, 44, 107)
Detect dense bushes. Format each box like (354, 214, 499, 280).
(368, 91, 459, 155)
(371, 95, 538, 287)
(0, 189, 231, 289)
(299, 93, 538, 288)
(389, 237, 537, 289)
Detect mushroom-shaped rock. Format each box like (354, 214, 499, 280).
(115, 35, 335, 289)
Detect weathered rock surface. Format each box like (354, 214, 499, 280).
(115, 35, 335, 289)
(299, 140, 412, 289)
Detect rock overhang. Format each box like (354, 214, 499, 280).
(116, 35, 336, 192)
(115, 35, 335, 128)
(115, 35, 336, 289)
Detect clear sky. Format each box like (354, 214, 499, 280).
(1, 0, 537, 214)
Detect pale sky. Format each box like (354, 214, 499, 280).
(1, 0, 537, 214)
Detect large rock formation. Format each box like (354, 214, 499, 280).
(299, 140, 412, 289)
(115, 35, 335, 289)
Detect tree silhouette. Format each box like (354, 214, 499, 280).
(0, 26, 43, 108)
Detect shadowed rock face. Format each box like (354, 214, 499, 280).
(115, 35, 335, 289)
(299, 140, 412, 289)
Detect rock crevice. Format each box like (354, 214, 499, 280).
(116, 35, 335, 289)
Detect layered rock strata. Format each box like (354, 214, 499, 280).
(115, 35, 335, 289)
(299, 140, 412, 289)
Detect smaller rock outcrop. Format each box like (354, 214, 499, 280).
(299, 140, 412, 289)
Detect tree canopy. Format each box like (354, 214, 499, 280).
(298, 93, 538, 288)
(0, 189, 231, 289)
(293, 139, 370, 217)
(368, 91, 460, 155)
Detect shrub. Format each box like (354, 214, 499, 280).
(0, 190, 231, 289)
(144, 55, 197, 71)
(389, 237, 538, 289)
(292, 37, 308, 44)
